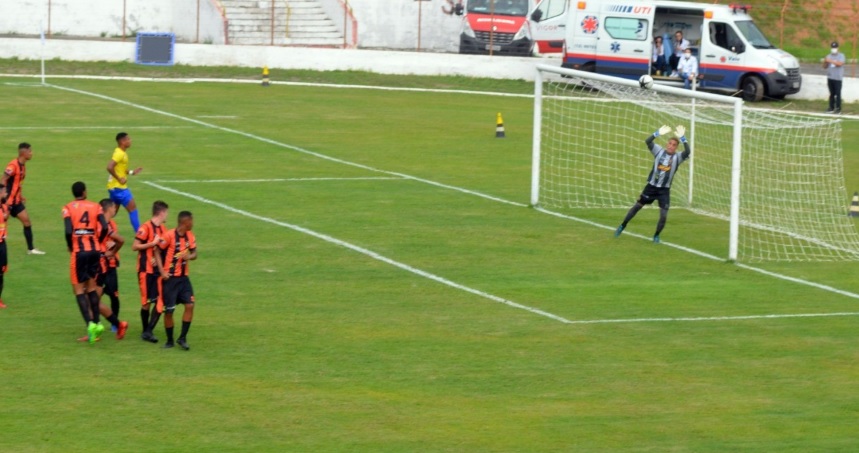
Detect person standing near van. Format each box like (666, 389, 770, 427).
(677, 49, 698, 89)
(669, 31, 689, 76)
(823, 41, 845, 114)
(652, 36, 668, 75)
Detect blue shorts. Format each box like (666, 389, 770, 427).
(108, 188, 134, 207)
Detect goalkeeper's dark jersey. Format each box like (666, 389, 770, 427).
(644, 134, 691, 188)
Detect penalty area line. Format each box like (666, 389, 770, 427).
(145, 181, 574, 325)
(153, 177, 407, 184)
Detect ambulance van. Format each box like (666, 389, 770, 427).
(456, 0, 537, 56)
(530, 0, 801, 101)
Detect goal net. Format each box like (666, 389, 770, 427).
(532, 64, 859, 262)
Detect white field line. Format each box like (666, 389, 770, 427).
(43, 82, 859, 324)
(0, 125, 194, 130)
(155, 177, 405, 183)
(145, 181, 574, 325)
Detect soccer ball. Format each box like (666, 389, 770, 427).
(639, 74, 654, 89)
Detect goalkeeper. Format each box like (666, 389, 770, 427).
(614, 125, 691, 243)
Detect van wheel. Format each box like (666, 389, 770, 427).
(741, 76, 764, 102)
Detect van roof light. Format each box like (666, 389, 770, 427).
(704, 10, 713, 19)
(729, 4, 751, 14)
(577, 1, 586, 9)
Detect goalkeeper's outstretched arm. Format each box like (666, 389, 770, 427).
(675, 125, 691, 160)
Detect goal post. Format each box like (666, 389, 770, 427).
(532, 64, 859, 262)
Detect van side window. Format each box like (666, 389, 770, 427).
(604, 17, 648, 40)
(709, 22, 741, 51)
(535, 0, 567, 21)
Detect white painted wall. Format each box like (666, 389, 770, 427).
(344, 0, 462, 52)
(0, 0, 226, 44)
(0, 37, 854, 103)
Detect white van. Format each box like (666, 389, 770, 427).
(530, 0, 801, 101)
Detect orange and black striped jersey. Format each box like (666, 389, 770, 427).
(63, 200, 107, 253)
(4, 159, 25, 206)
(135, 220, 166, 274)
(99, 219, 120, 268)
(159, 228, 196, 277)
(0, 204, 8, 243)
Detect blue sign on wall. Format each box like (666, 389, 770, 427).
(135, 32, 175, 66)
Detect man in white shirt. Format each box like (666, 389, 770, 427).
(677, 49, 698, 89)
(669, 30, 689, 75)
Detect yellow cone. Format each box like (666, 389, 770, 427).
(496, 112, 506, 138)
(262, 66, 270, 87)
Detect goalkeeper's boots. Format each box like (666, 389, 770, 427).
(614, 225, 625, 237)
(653, 235, 661, 244)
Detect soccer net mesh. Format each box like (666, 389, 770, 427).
(533, 65, 859, 262)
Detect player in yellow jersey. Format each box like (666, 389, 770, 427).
(106, 132, 143, 233)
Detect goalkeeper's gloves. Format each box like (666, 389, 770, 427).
(675, 125, 687, 143)
(655, 125, 672, 137)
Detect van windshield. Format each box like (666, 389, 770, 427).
(467, 0, 530, 16)
(735, 20, 776, 49)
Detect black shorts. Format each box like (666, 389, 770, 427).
(70, 250, 101, 285)
(97, 267, 119, 296)
(637, 184, 671, 209)
(8, 203, 25, 218)
(138, 272, 162, 307)
(162, 276, 195, 313)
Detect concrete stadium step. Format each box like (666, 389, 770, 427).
(220, 0, 344, 47)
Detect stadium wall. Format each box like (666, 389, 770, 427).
(0, 36, 853, 102)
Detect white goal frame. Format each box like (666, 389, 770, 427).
(531, 64, 744, 260)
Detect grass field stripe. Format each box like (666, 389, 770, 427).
(46, 84, 859, 304)
(145, 181, 575, 325)
(47, 83, 525, 208)
(154, 177, 406, 183)
(565, 311, 859, 324)
(535, 206, 859, 301)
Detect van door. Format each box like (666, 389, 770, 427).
(699, 20, 746, 90)
(530, 0, 568, 54)
(596, 3, 655, 77)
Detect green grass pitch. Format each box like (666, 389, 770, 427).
(1, 74, 859, 452)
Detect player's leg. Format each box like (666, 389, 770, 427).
(125, 196, 140, 233)
(653, 193, 671, 243)
(106, 268, 121, 318)
(143, 275, 163, 341)
(176, 278, 195, 350)
(0, 242, 7, 308)
(162, 278, 177, 348)
(15, 207, 43, 254)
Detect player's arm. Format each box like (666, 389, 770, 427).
(154, 239, 170, 279)
(675, 125, 691, 159)
(64, 217, 73, 252)
(106, 159, 127, 185)
(96, 213, 109, 243)
(0, 170, 9, 187)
